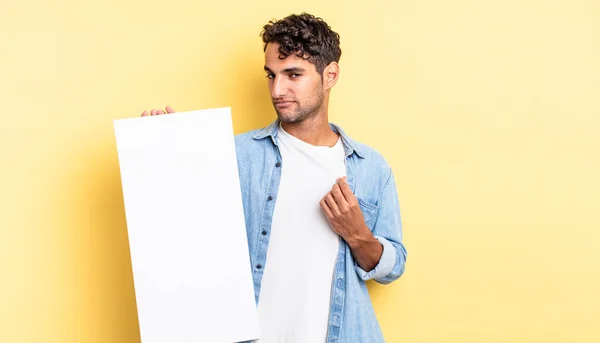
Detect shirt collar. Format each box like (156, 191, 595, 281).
(252, 118, 365, 159)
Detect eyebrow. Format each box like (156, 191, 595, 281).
(283, 67, 306, 74)
(264, 66, 307, 74)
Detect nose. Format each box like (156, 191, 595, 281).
(270, 76, 287, 99)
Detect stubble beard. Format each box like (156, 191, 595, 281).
(274, 89, 325, 124)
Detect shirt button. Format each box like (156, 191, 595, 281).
(267, 196, 273, 201)
(256, 264, 262, 269)
(275, 162, 281, 167)
(261, 230, 267, 235)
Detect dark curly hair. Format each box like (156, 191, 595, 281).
(260, 13, 342, 76)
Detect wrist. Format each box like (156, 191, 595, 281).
(345, 226, 376, 249)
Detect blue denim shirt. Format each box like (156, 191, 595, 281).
(235, 119, 407, 343)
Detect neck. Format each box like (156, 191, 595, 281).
(280, 101, 338, 147)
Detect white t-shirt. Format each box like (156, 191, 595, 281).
(256, 124, 346, 343)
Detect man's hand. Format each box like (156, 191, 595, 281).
(141, 105, 176, 117)
(320, 177, 370, 244)
(320, 177, 383, 271)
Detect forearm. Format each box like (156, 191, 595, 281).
(345, 228, 383, 272)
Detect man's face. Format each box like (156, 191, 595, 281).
(264, 43, 325, 123)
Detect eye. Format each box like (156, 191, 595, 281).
(265, 74, 275, 79)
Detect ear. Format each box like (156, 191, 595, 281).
(323, 62, 340, 90)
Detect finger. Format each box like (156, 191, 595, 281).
(166, 105, 176, 114)
(324, 192, 341, 216)
(331, 183, 348, 207)
(338, 178, 356, 204)
(320, 198, 334, 219)
(141, 111, 148, 117)
(150, 109, 157, 116)
(157, 109, 166, 115)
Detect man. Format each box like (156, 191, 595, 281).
(141, 13, 407, 343)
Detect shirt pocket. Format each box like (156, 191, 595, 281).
(357, 197, 379, 231)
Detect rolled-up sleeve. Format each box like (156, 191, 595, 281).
(354, 167, 407, 284)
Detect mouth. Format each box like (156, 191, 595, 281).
(274, 100, 295, 108)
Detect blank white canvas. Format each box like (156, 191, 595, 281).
(114, 107, 259, 343)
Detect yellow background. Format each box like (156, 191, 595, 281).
(1, 1, 599, 342)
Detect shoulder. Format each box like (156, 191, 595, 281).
(346, 134, 392, 178)
(234, 130, 259, 144)
(354, 141, 391, 171)
(349, 139, 395, 201)
(234, 129, 264, 154)
(333, 122, 391, 177)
